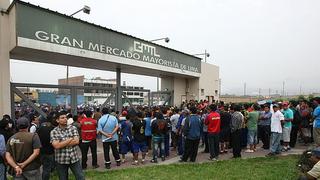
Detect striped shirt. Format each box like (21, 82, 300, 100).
(231, 111, 244, 132)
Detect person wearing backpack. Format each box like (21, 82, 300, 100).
(150, 113, 168, 163)
(180, 106, 203, 162)
(131, 111, 147, 165)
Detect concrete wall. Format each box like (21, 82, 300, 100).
(173, 77, 187, 106)
(161, 62, 220, 106)
(198, 62, 219, 102)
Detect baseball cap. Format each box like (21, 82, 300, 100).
(273, 104, 280, 108)
(17, 117, 30, 129)
(282, 102, 289, 106)
(312, 147, 320, 157)
(122, 111, 128, 116)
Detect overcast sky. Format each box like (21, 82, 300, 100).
(10, 0, 320, 95)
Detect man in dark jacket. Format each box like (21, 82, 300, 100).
(131, 111, 147, 165)
(38, 112, 55, 180)
(180, 106, 203, 162)
(150, 113, 168, 163)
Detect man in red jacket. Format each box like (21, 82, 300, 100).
(205, 104, 221, 161)
(80, 110, 99, 169)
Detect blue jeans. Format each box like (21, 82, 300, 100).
(14, 168, 41, 180)
(247, 129, 258, 145)
(41, 154, 55, 180)
(164, 134, 170, 156)
(0, 163, 5, 180)
(56, 161, 84, 180)
(270, 132, 282, 153)
(241, 128, 248, 148)
(177, 135, 185, 156)
(152, 136, 165, 160)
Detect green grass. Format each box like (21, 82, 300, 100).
(56, 155, 301, 180)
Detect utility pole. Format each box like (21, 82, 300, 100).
(219, 78, 221, 97)
(244, 83, 246, 97)
(282, 81, 285, 97)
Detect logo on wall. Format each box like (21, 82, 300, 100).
(133, 41, 160, 57)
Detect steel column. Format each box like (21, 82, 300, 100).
(116, 68, 122, 112)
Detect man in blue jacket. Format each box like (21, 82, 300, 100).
(180, 106, 203, 162)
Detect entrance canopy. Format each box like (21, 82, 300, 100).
(8, 0, 201, 78)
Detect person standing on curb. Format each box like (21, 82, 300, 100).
(6, 117, 42, 180)
(50, 111, 84, 180)
(230, 104, 244, 158)
(97, 107, 121, 169)
(205, 104, 221, 161)
(267, 104, 284, 156)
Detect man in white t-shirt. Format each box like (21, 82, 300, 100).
(267, 103, 284, 156)
(170, 109, 180, 151)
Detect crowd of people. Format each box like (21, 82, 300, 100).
(0, 97, 320, 179)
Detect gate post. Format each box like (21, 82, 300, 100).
(115, 68, 122, 112)
(0, 0, 11, 116)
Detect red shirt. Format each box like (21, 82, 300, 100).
(80, 117, 97, 141)
(205, 111, 221, 134)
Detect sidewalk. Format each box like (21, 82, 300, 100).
(83, 141, 308, 171)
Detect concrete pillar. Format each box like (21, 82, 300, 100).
(115, 68, 122, 112)
(161, 76, 199, 106)
(0, 0, 11, 116)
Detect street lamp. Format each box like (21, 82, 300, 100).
(70, 5, 91, 17)
(66, 5, 91, 86)
(149, 37, 170, 105)
(193, 50, 210, 62)
(150, 37, 170, 43)
(64, 6, 90, 107)
(149, 37, 170, 92)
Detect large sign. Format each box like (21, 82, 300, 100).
(14, 2, 201, 75)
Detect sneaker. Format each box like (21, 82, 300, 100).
(178, 159, 186, 163)
(281, 148, 287, 152)
(208, 157, 218, 161)
(92, 165, 99, 169)
(105, 164, 111, 169)
(161, 157, 165, 161)
(132, 160, 139, 165)
(287, 147, 291, 151)
(245, 149, 254, 153)
(116, 161, 121, 166)
(121, 159, 126, 163)
(266, 152, 276, 157)
(141, 159, 145, 164)
(150, 159, 158, 163)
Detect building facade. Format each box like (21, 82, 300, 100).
(58, 76, 146, 106)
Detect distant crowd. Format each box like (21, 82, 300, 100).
(1, 97, 320, 179)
